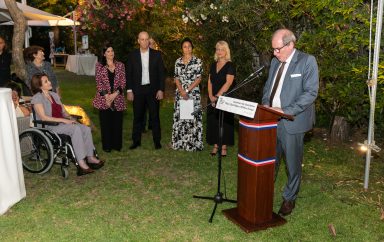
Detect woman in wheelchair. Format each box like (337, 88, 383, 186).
(30, 73, 104, 176)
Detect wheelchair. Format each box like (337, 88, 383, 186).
(19, 115, 95, 179)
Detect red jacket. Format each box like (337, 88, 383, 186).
(93, 61, 126, 111)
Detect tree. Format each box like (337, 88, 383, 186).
(184, 0, 379, 137)
(5, 0, 27, 81)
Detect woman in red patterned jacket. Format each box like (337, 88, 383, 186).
(93, 45, 126, 152)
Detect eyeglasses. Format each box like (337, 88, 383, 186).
(272, 42, 290, 53)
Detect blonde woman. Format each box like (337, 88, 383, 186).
(206, 41, 236, 157)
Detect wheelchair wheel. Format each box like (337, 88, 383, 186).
(61, 166, 69, 179)
(19, 129, 54, 174)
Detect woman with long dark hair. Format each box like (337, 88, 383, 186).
(93, 45, 126, 152)
(171, 38, 203, 151)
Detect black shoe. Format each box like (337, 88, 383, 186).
(278, 199, 295, 216)
(155, 143, 162, 149)
(87, 160, 105, 170)
(129, 142, 141, 150)
(77, 166, 94, 176)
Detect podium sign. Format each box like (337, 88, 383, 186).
(216, 96, 257, 118)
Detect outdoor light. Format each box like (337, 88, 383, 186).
(63, 105, 92, 126)
(358, 140, 381, 153)
(359, 142, 368, 152)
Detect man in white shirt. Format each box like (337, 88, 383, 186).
(126, 31, 165, 149)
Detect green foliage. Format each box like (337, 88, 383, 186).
(184, 0, 383, 137)
(68, 0, 383, 137)
(76, 0, 186, 69)
(28, 0, 77, 16)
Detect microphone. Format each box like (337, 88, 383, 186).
(249, 65, 265, 77)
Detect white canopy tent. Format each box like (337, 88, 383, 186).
(0, 0, 66, 22)
(1, 18, 79, 26)
(0, 0, 79, 48)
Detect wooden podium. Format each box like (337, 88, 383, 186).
(223, 105, 292, 232)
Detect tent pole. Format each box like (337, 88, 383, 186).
(364, 0, 383, 190)
(73, 11, 77, 55)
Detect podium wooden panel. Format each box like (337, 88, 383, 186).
(223, 105, 292, 232)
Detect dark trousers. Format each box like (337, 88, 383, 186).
(99, 109, 123, 151)
(141, 105, 152, 131)
(132, 85, 161, 144)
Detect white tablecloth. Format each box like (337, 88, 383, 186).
(0, 88, 26, 215)
(65, 55, 98, 76)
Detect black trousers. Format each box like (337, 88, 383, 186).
(132, 85, 161, 144)
(99, 109, 123, 151)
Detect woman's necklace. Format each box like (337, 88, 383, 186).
(43, 92, 53, 103)
(107, 60, 115, 72)
(183, 55, 192, 65)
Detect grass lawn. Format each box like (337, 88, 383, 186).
(1, 69, 383, 241)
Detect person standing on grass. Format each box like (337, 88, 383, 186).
(262, 28, 319, 216)
(93, 45, 126, 153)
(126, 31, 166, 150)
(171, 37, 203, 151)
(206, 40, 236, 157)
(140, 37, 157, 133)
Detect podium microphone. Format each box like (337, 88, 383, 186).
(250, 65, 265, 77)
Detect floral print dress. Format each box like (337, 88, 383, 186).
(171, 56, 203, 151)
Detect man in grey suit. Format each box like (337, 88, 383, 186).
(262, 29, 319, 216)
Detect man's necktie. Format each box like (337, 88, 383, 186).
(269, 62, 286, 107)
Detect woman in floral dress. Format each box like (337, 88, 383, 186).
(171, 38, 203, 151)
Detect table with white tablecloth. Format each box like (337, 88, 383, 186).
(65, 54, 98, 76)
(0, 88, 26, 215)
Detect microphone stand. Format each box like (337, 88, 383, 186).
(193, 66, 264, 223)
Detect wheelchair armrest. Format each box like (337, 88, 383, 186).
(33, 120, 60, 126)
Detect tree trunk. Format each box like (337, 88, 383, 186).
(5, 0, 27, 81)
(330, 116, 350, 143)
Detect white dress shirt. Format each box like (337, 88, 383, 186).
(141, 49, 150, 85)
(271, 49, 296, 108)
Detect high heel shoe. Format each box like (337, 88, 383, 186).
(210, 146, 218, 156)
(77, 166, 94, 176)
(87, 160, 105, 170)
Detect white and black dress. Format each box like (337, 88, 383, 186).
(171, 56, 203, 151)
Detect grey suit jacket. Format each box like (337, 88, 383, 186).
(262, 49, 319, 134)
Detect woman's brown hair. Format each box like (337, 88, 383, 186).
(30, 73, 48, 94)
